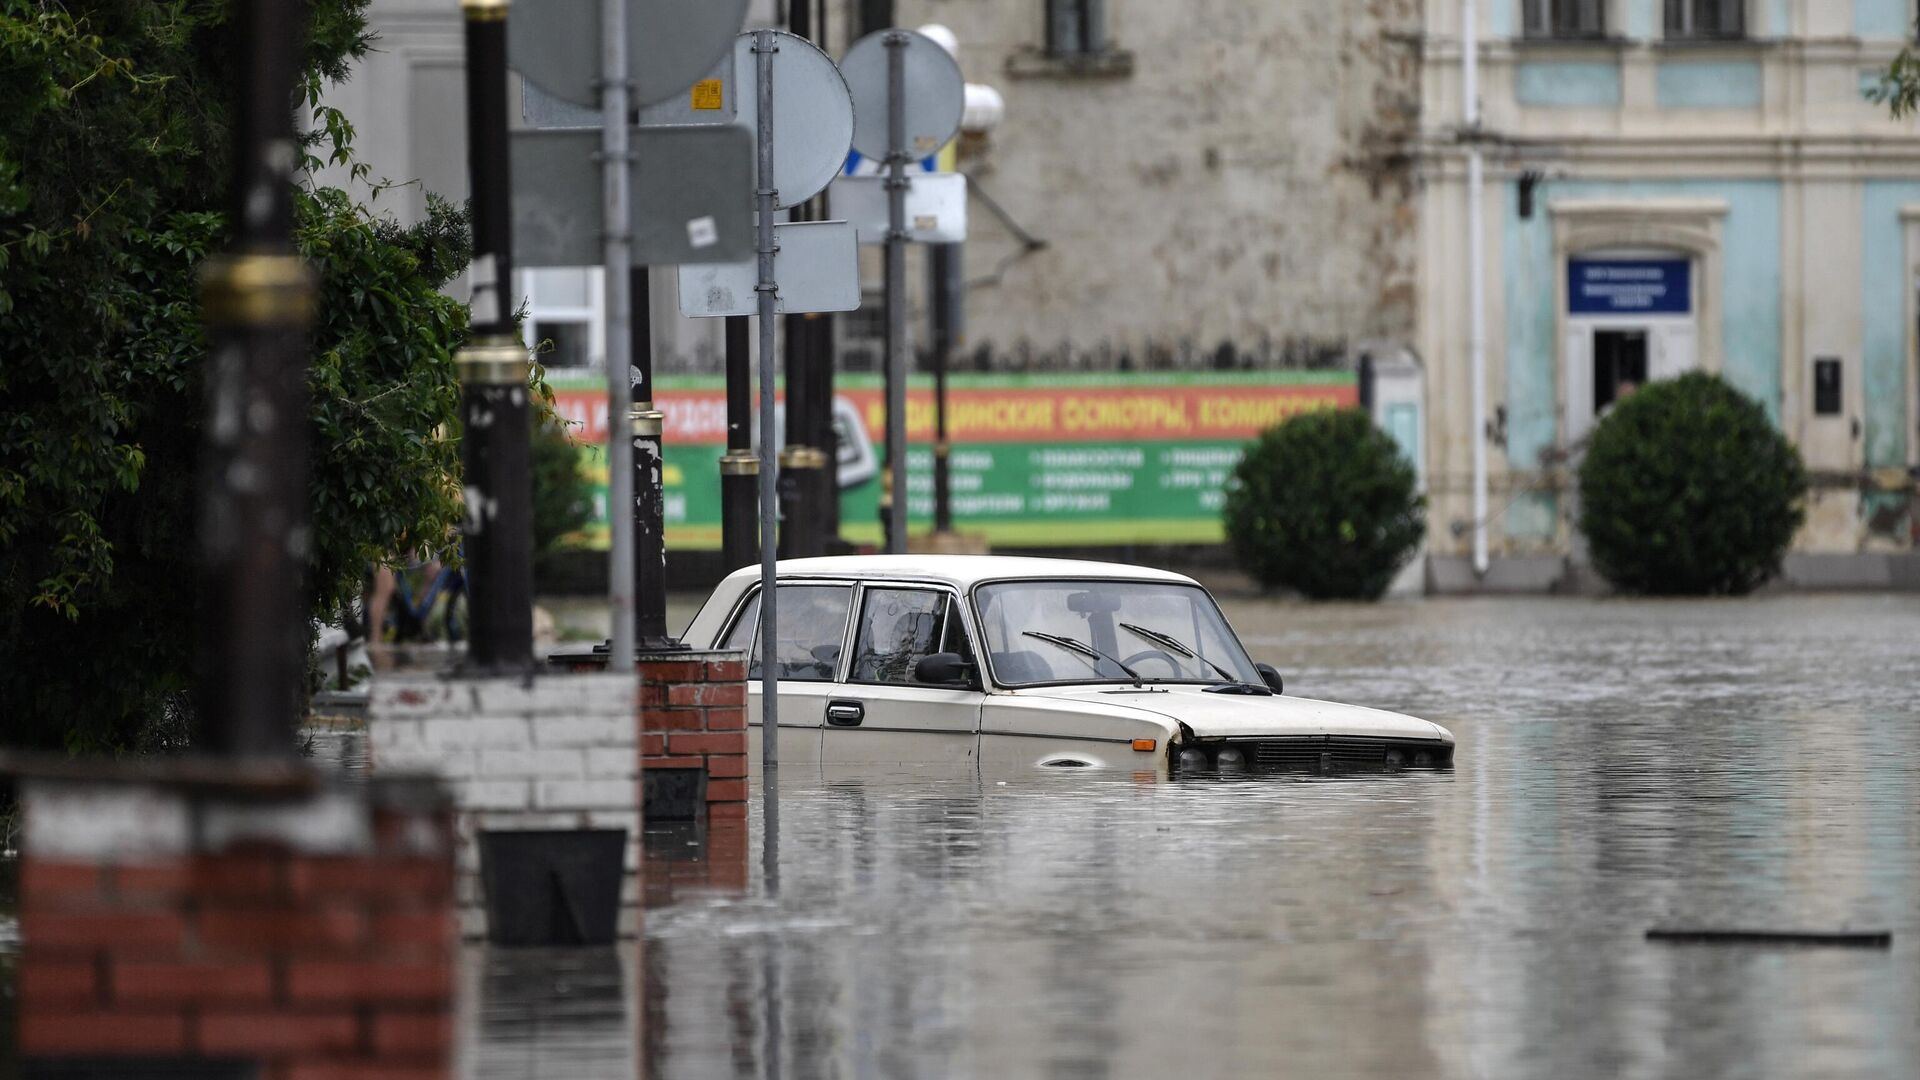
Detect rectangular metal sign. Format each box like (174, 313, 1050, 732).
(677, 220, 862, 317)
(512, 126, 756, 266)
(829, 173, 968, 244)
(638, 52, 736, 127)
(1567, 259, 1691, 315)
(521, 80, 598, 130)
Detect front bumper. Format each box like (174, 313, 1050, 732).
(1176, 735, 1455, 775)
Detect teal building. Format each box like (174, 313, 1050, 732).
(1420, 0, 1920, 587)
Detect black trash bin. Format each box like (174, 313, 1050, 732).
(477, 828, 627, 947)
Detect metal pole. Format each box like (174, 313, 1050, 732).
(602, 0, 636, 664)
(929, 242, 961, 534)
(721, 316, 759, 569)
(778, 0, 824, 561)
(808, 302, 839, 550)
(1463, 0, 1488, 577)
(195, 0, 315, 755)
(753, 29, 781, 793)
(813, 0, 841, 553)
(883, 31, 911, 554)
(456, 0, 535, 673)
(631, 268, 673, 647)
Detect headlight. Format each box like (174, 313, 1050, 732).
(1213, 746, 1247, 771)
(1176, 746, 1209, 772)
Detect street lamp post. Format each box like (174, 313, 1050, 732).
(456, 0, 534, 672)
(631, 268, 674, 646)
(195, 0, 317, 757)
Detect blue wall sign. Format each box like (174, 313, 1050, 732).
(1567, 259, 1692, 315)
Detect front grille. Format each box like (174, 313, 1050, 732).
(1245, 736, 1449, 775)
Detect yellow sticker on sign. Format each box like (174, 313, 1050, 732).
(691, 80, 724, 110)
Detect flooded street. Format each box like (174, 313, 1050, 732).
(627, 593, 1920, 1080)
(8, 594, 1919, 1078)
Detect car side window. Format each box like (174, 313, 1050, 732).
(724, 584, 853, 682)
(850, 588, 957, 685)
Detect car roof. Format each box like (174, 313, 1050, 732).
(717, 554, 1200, 590)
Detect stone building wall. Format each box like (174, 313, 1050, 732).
(882, 0, 1424, 369)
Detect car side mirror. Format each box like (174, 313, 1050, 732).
(1255, 663, 1284, 695)
(915, 652, 977, 688)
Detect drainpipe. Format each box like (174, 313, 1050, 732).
(1464, 0, 1489, 577)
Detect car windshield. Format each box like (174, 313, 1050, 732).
(973, 579, 1262, 687)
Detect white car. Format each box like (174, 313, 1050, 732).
(683, 555, 1456, 775)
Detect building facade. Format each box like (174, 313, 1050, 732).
(327, 1, 1426, 375)
(888, 0, 1423, 371)
(1421, 0, 1920, 586)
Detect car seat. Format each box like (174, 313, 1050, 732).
(989, 650, 1054, 683)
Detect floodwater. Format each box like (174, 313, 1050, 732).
(9, 594, 1920, 1079)
(481, 593, 1920, 1080)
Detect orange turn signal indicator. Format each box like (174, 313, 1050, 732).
(1132, 738, 1157, 752)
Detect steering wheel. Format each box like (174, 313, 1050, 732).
(1120, 649, 1183, 676)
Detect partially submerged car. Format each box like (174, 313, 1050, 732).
(682, 555, 1455, 775)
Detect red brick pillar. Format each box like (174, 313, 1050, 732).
(637, 650, 748, 893)
(14, 768, 454, 1078)
(636, 650, 748, 819)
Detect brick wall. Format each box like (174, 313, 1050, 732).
(15, 772, 454, 1078)
(367, 672, 641, 939)
(637, 651, 747, 823)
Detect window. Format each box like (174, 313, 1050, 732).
(1665, 0, 1744, 39)
(1046, 0, 1107, 57)
(973, 580, 1261, 687)
(849, 589, 971, 685)
(1523, 0, 1606, 39)
(724, 584, 853, 681)
(1812, 358, 1843, 416)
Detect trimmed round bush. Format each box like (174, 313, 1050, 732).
(1225, 408, 1425, 600)
(1577, 372, 1806, 595)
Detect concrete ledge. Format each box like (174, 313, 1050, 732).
(1426, 555, 1573, 595)
(1782, 553, 1920, 591)
(1426, 553, 1920, 593)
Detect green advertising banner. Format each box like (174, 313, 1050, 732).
(549, 370, 1358, 549)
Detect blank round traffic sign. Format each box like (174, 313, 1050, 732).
(732, 31, 855, 209)
(510, 0, 750, 109)
(840, 30, 965, 162)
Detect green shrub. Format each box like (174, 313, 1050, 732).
(0, 1, 488, 751)
(1224, 408, 1425, 600)
(531, 418, 593, 578)
(1577, 372, 1806, 595)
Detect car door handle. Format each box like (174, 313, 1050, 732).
(826, 701, 864, 727)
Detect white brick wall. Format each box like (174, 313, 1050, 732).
(368, 672, 640, 939)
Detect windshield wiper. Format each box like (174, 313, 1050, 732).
(1118, 622, 1258, 689)
(1021, 630, 1141, 685)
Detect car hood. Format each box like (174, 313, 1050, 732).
(1009, 685, 1453, 742)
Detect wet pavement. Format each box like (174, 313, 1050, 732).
(7, 593, 1919, 1078)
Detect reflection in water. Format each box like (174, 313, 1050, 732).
(465, 944, 635, 1079)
